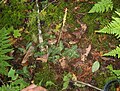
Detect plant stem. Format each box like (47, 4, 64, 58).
(57, 8, 68, 44)
(36, 0, 43, 43)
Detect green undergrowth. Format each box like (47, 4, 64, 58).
(95, 64, 120, 90)
(34, 63, 58, 90)
(0, 0, 120, 91)
(81, 12, 114, 50)
(0, 0, 32, 29)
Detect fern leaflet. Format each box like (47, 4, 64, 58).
(97, 11, 120, 58)
(89, 0, 113, 13)
(104, 46, 120, 58)
(0, 27, 12, 75)
(97, 11, 120, 38)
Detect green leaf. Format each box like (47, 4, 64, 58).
(97, 11, 120, 58)
(112, 70, 120, 76)
(62, 45, 79, 59)
(0, 27, 12, 75)
(11, 78, 28, 89)
(13, 30, 21, 38)
(8, 68, 18, 80)
(89, 0, 113, 13)
(107, 65, 120, 77)
(62, 73, 72, 90)
(92, 61, 100, 72)
(62, 81, 69, 90)
(46, 81, 55, 87)
(107, 64, 113, 71)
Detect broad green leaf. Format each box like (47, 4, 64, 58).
(8, 68, 18, 80)
(92, 61, 100, 72)
(13, 30, 21, 38)
(62, 81, 69, 90)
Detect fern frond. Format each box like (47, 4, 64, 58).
(0, 28, 12, 60)
(104, 46, 120, 58)
(89, 0, 113, 13)
(0, 27, 12, 75)
(97, 11, 120, 58)
(97, 11, 120, 38)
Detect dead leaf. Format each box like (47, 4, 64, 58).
(81, 44, 91, 61)
(84, 44, 91, 56)
(48, 39, 57, 45)
(21, 84, 47, 91)
(98, 35, 107, 42)
(91, 51, 102, 60)
(61, 32, 72, 40)
(21, 46, 34, 64)
(8, 37, 17, 45)
(36, 54, 48, 62)
(59, 57, 68, 69)
(80, 23, 87, 32)
(72, 29, 82, 39)
(69, 40, 79, 45)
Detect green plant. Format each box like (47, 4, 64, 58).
(62, 45, 79, 59)
(92, 61, 100, 72)
(62, 73, 72, 90)
(107, 65, 120, 79)
(8, 68, 18, 81)
(0, 27, 13, 75)
(48, 41, 79, 62)
(0, 68, 28, 91)
(97, 11, 120, 58)
(34, 63, 56, 88)
(0, 0, 32, 29)
(89, 0, 113, 13)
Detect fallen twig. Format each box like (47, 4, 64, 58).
(57, 8, 68, 44)
(74, 80, 103, 91)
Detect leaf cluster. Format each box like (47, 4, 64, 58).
(48, 41, 79, 62)
(98, 11, 120, 58)
(107, 65, 120, 78)
(0, 68, 28, 91)
(89, 0, 113, 13)
(0, 28, 13, 75)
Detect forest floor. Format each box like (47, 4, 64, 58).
(1, 0, 120, 91)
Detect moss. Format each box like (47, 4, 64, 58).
(34, 63, 56, 89)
